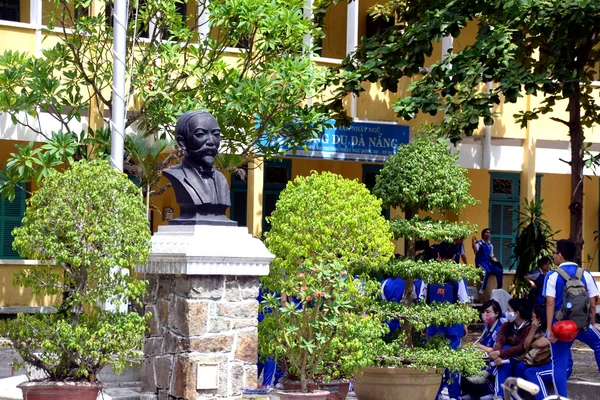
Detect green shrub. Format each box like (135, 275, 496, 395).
(0, 159, 151, 381)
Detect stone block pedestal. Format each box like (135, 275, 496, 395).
(139, 225, 273, 400)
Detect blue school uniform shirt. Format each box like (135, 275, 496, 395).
(526, 268, 547, 305)
(542, 262, 599, 322)
(479, 319, 502, 348)
(475, 240, 494, 268)
(381, 277, 406, 302)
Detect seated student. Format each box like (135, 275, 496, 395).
(381, 276, 406, 334)
(462, 300, 503, 398)
(514, 304, 562, 400)
(489, 298, 532, 398)
(525, 256, 552, 306)
(472, 228, 504, 294)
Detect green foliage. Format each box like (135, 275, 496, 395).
(0, 0, 329, 169)
(509, 199, 558, 297)
(373, 136, 477, 214)
(390, 216, 477, 242)
(260, 171, 394, 388)
(0, 129, 110, 201)
(0, 160, 151, 381)
(259, 261, 381, 390)
(263, 171, 395, 293)
(363, 133, 481, 373)
(328, 0, 600, 257)
(354, 258, 482, 285)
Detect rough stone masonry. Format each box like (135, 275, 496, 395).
(141, 274, 261, 400)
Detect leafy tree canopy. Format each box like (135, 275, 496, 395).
(0, 0, 329, 166)
(329, 0, 600, 259)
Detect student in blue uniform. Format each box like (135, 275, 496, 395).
(525, 256, 551, 306)
(543, 239, 600, 398)
(417, 243, 469, 400)
(380, 276, 406, 334)
(454, 237, 468, 264)
(472, 228, 503, 294)
(463, 299, 503, 399)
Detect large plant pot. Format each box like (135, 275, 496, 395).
(18, 381, 102, 400)
(275, 389, 330, 400)
(281, 378, 350, 400)
(353, 367, 442, 400)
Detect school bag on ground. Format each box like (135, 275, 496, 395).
(555, 267, 590, 331)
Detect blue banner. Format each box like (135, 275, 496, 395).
(289, 121, 409, 162)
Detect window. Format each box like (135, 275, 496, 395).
(488, 173, 542, 270)
(229, 160, 292, 233)
(362, 164, 390, 219)
(262, 160, 292, 232)
(0, 0, 20, 22)
(0, 186, 25, 259)
(230, 165, 248, 227)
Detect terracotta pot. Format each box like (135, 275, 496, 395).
(353, 366, 442, 400)
(18, 381, 102, 400)
(275, 389, 330, 400)
(281, 378, 350, 400)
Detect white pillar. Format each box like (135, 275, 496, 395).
(482, 81, 493, 169)
(303, 0, 313, 50)
(441, 36, 453, 63)
(346, 0, 359, 119)
(110, 0, 127, 172)
(30, 0, 42, 57)
(198, 0, 210, 40)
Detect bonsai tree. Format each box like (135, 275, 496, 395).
(260, 171, 394, 392)
(360, 135, 484, 375)
(509, 199, 558, 297)
(0, 159, 150, 382)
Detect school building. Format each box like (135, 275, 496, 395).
(1, 0, 600, 309)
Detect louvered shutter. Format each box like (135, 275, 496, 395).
(0, 187, 25, 259)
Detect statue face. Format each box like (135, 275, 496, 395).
(179, 113, 221, 169)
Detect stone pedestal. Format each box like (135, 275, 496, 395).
(139, 225, 273, 400)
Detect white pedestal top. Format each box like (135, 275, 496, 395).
(139, 225, 274, 276)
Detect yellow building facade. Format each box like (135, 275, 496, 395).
(2, 0, 600, 307)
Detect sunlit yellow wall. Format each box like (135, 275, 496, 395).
(0, 26, 36, 54)
(291, 158, 364, 181)
(458, 169, 490, 263)
(320, 1, 346, 59)
(0, 264, 61, 307)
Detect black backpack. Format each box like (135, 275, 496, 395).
(555, 267, 590, 331)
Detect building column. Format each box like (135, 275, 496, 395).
(30, 0, 42, 57)
(520, 94, 536, 204)
(198, 0, 210, 39)
(246, 157, 264, 237)
(346, 0, 359, 118)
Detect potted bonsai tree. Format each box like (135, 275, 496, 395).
(350, 135, 485, 400)
(260, 171, 394, 399)
(0, 160, 151, 399)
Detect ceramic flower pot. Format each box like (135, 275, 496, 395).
(353, 366, 442, 400)
(18, 381, 102, 400)
(281, 378, 350, 400)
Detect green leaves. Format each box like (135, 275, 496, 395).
(374, 136, 477, 214)
(1, 159, 151, 381)
(263, 171, 395, 293)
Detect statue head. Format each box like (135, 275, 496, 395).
(175, 110, 221, 170)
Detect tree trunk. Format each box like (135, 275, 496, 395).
(568, 88, 584, 264)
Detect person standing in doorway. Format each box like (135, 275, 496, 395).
(473, 228, 504, 295)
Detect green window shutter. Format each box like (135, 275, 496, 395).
(0, 186, 26, 259)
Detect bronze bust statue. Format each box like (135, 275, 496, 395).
(163, 110, 237, 226)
